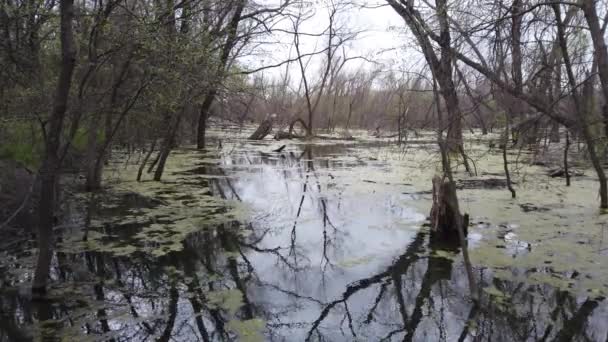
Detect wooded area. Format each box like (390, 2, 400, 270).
(1, 0, 608, 340)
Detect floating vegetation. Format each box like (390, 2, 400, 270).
(3, 134, 608, 341)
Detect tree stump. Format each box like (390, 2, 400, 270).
(429, 176, 468, 243)
(249, 114, 276, 140)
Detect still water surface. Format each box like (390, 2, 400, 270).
(1, 136, 607, 341)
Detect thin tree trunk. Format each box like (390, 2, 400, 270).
(553, 3, 607, 208)
(345, 101, 353, 131)
(154, 113, 182, 181)
(32, 0, 76, 296)
(581, 0, 608, 137)
(195, 0, 246, 148)
(503, 114, 516, 198)
(196, 91, 214, 149)
(137, 139, 157, 182)
(564, 130, 571, 187)
(158, 286, 179, 342)
(85, 113, 102, 191)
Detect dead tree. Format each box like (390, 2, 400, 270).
(274, 118, 308, 139)
(430, 176, 469, 241)
(249, 114, 276, 140)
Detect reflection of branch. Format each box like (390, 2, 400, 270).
(380, 328, 406, 342)
(290, 172, 309, 258)
(216, 167, 241, 201)
(457, 304, 479, 342)
(404, 251, 455, 341)
(553, 298, 599, 341)
(157, 286, 179, 342)
(227, 255, 255, 320)
(364, 281, 389, 324)
(305, 146, 341, 271)
(113, 260, 156, 335)
(305, 231, 427, 340)
(344, 301, 357, 338)
(392, 271, 408, 328)
(257, 280, 326, 305)
(242, 242, 298, 271)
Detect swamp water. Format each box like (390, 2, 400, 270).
(1, 129, 608, 341)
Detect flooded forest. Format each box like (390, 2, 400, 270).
(2, 0, 608, 341)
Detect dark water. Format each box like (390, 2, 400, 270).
(0, 140, 607, 341)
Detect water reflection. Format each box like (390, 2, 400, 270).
(1, 141, 607, 341)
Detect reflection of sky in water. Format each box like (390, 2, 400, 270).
(4, 139, 608, 341)
(221, 146, 427, 339)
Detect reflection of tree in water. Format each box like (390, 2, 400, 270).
(1, 145, 606, 341)
(302, 230, 606, 341)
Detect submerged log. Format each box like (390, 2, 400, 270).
(274, 131, 304, 140)
(430, 176, 468, 243)
(273, 145, 286, 152)
(249, 114, 276, 140)
(549, 168, 584, 178)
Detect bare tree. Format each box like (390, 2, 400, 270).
(32, 0, 77, 296)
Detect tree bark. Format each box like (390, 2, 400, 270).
(32, 0, 76, 296)
(436, 0, 463, 151)
(153, 113, 182, 181)
(553, 3, 608, 208)
(503, 113, 516, 198)
(196, 91, 214, 149)
(196, 0, 246, 149)
(581, 0, 608, 137)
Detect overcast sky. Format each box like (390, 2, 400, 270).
(241, 1, 425, 86)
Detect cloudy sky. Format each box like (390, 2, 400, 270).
(241, 0, 426, 85)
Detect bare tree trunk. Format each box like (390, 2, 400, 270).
(510, 0, 524, 123)
(137, 139, 157, 182)
(436, 0, 463, 152)
(196, 91, 214, 149)
(550, 122, 560, 143)
(196, 0, 246, 149)
(32, 0, 76, 296)
(345, 101, 353, 132)
(154, 113, 182, 181)
(85, 112, 102, 191)
(564, 130, 571, 186)
(553, 3, 607, 208)
(503, 114, 516, 198)
(431, 77, 477, 299)
(581, 0, 608, 137)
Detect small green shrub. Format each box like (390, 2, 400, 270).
(0, 120, 43, 169)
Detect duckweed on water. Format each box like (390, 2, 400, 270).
(3, 129, 608, 341)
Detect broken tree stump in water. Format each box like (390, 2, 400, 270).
(430, 176, 468, 243)
(249, 114, 276, 140)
